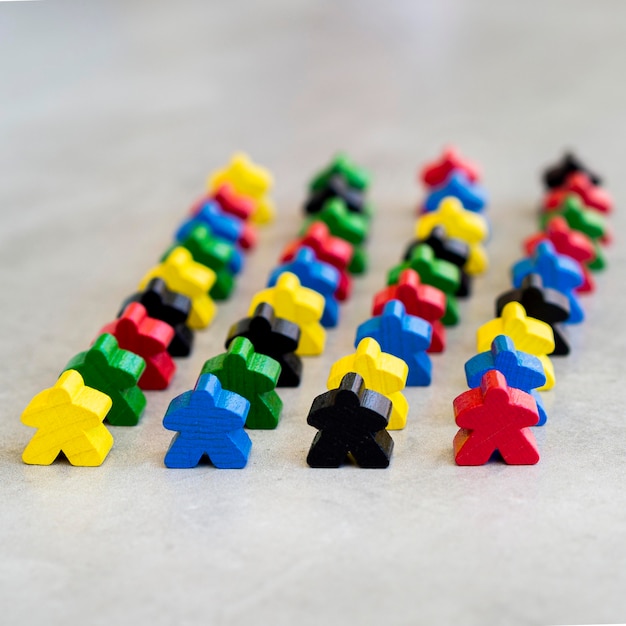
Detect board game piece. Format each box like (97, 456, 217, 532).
(210, 182, 255, 222)
(453, 370, 540, 465)
(188, 191, 258, 250)
(420, 146, 481, 187)
(121, 278, 194, 357)
(139, 246, 217, 329)
(422, 170, 488, 213)
(248, 272, 326, 355)
(99, 303, 176, 390)
(301, 198, 370, 273)
(477, 302, 555, 390)
(415, 197, 489, 275)
(201, 337, 282, 429)
(512, 240, 584, 324)
(355, 299, 432, 386)
(21, 370, 113, 466)
(63, 333, 146, 426)
(175, 220, 243, 275)
(304, 173, 368, 215)
(306, 372, 393, 468)
(524, 216, 596, 293)
(226, 302, 302, 388)
(405, 226, 472, 297)
(268, 246, 340, 328)
(388, 243, 460, 326)
(207, 152, 275, 224)
(496, 273, 571, 356)
(310, 153, 371, 192)
(168, 222, 239, 300)
(372, 268, 447, 353)
(162, 373, 252, 468)
(327, 337, 408, 430)
(540, 195, 608, 270)
(544, 171, 612, 214)
(280, 221, 353, 300)
(176, 200, 243, 248)
(465, 334, 548, 425)
(543, 152, 602, 189)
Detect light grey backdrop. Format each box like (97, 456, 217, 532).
(1, 2, 625, 625)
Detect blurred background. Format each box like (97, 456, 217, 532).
(2, 2, 626, 625)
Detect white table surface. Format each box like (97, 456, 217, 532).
(2, 2, 626, 625)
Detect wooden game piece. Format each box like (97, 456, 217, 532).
(512, 240, 584, 324)
(162, 373, 252, 468)
(139, 246, 217, 329)
(309, 153, 371, 193)
(327, 338, 408, 430)
(496, 274, 571, 356)
(420, 146, 481, 187)
(465, 334, 548, 425)
(388, 243, 461, 326)
(226, 302, 302, 388)
(63, 333, 147, 426)
(121, 278, 194, 357)
(477, 301, 555, 390)
(355, 299, 432, 386)
(306, 372, 393, 468)
(280, 222, 354, 300)
(248, 272, 326, 355)
(168, 222, 239, 300)
(405, 226, 472, 297)
(21, 370, 114, 466)
(422, 170, 488, 213)
(372, 268, 446, 353)
(540, 195, 608, 270)
(415, 197, 489, 275)
(99, 303, 176, 390)
(268, 246, 340, 328)
(543, 152, 602, 189)
(524, 216, 596, 293)
(304, 173, 369, 215)
(207, 152, 275, 224)
(175, 220, 243, 275)
(211, 182, 255, 222)
(192, 191, 257, 250)
(543, 171, 612, 214)
(453, 370, 540, 465)
(301, 199, 370, 274)
(201, 337, 282, 429)
(177, 200, 243, 248)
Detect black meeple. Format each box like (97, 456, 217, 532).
(496, 273, 571, 356)
(225, 302, 302, 387)
(543, 152, 602, 189)
(120, 278, 194, 357)
(304, 173, 366, 215)
(306, 372, 394, 469)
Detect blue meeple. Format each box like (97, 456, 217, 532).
(423, 170, 488, 213)
(163, 373, 252, 468)
(512, 240, 584, 323)
(464, 334, 548, 426)
(355, 299, 432, 386)
(268, 246, 340, 328)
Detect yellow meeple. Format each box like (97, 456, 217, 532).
(21, 370, 114, 466)
(416, 197, 489, 275)
(248, 272, 325, 356)
(139, 247, 216, 329)
(208, 153, 275, 225)
(327, 338, 409, 430)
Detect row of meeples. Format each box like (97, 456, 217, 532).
(20, 150, 609, 467)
